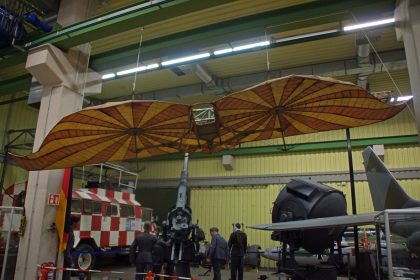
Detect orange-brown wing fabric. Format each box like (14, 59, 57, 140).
(10, 75, 407, 171)
(10, 100, 194, 171)
(215, 75, 406, 146)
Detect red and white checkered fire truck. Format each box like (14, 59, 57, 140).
(0, 163, 153, 270)
(70, 187, 152, 269)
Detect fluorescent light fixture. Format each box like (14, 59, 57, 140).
(116, 63, 159, 76)
(214, 48, 233, 55)
(146, 63, 159, 70)
(232, 41, 270, 52)
(397, 95, 413, 101)
(102, 73, 115, 79)
(117, 66, 146, 76)
(275, 29, 338, 43)
(161, 53, 210, 66)
(343, 18, 395, 31)
(390, 97, 395, 102)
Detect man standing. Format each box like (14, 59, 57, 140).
(207, 227, 229, 280)
(63, 216, 80, 280)
(152, 227, 167, 279)
(228, 223, 247, 280)
(130, 222, 158, 280)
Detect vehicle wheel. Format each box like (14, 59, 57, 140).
(75, 244, 96, 270)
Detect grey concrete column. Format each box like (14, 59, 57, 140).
(14, 1, 97, 278)
(395, 0, 420, 137)
(14, 44, 86, 280)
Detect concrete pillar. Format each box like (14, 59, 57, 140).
(395, 0, 420, 136)
(15, 1, 97, 279)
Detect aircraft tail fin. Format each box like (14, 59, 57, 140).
(362, 146, 411, 211)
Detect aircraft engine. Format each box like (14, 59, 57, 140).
(271, 179, 347, 253)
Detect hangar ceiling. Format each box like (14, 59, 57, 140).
(0, 0, 412, 106)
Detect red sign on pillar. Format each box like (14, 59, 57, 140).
(48, 194, 60, 206)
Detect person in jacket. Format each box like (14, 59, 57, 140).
(207, 227, 229, 280)
(130, 222, 158, 280)
(228, 223, 247, 280)
(63, 216, 80, 280)
(152, 227, 167, 279)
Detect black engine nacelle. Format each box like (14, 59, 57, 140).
(271, 179, 347, 254)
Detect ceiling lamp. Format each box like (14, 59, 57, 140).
(161, 53, 210, 66)
(343, 18, 395, 31)
(116, 63, 159, 76)
(397, 95, 413, 102)
(101, 73, 116, 79)
(214, 41, 270, 56)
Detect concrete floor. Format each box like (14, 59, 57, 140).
(71, 265, 351, 280)
(72, 266, 277, 280)
(69, 255, 351, 279)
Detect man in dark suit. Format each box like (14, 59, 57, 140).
(63, 216, 80, 280)
(130, 222, 158, 280)
(207, 227, 229, 280)
(228, 223, 247, 280)
(151, 227, 167, 280)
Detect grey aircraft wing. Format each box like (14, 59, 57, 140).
(249, 212, 380, 231)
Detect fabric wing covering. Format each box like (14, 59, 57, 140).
(10, 75, 406, 171)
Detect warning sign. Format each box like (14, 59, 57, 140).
(48, 194, 60, 206)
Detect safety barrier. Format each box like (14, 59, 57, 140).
(37, 264, 200, 280)
(72, 248, 129, 255)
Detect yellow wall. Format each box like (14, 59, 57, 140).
(138, 145, 420, 179)
(190, 184, 281, 268)
(0, 93, 38, 146)
(0, 94, 38, 187)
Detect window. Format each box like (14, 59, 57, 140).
(83, 200, 102, 215)
(106, 204, 118, 216)
(142, 207, 153, 221)
(71, 199, 81, 213)
(83, 200, 92, 214)
(92, 201, 102, 214)
(120, 205, 134, 218)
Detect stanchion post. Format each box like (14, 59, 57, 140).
(146, 271, 154, 280)
(37, 264, 53, 280)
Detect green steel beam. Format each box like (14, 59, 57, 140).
(0, 75, 32, 96)
(0, 0, 236, 68)
(25, 0, 236, 49)
(90, 0, 395, 71)
(142, 134, 419, 161)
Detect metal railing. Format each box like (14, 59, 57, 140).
(374, 209, 420, 279)
(0, 206, 23, 280)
